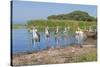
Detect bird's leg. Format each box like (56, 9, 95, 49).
(54, 37, 56, 48)
(64, 34, 66, 46)
(37, 42, 39, 51)
(64, 34, 67, 46)
(45, 37, 48, 49)
(80, 40, 83, 48)
(29, 37, 33, 51)
(34, 40, 37, 51)
(32, 38, 33, 45)
(80, 44, 83, 48)
(56, 38, 58, 48)
(65, 37, 67, 47)
(47, 37, 49, 49)
(57, 37, 60, 48)
(34, 40, 35, 47)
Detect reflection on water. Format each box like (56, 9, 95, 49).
(12, 29, 77, 54)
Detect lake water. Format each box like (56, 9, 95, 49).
(12, 29, 77, 54)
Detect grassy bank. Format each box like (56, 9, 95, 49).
(78, 51, 97, 62)
(12, 24, 26, 29)
(27, 19, 96, 31)
(12, 20, 96, 32)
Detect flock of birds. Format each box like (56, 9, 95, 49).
(30, 26, 90, 50)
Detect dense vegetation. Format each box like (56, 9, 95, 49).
(27, 19, 96, 31)
(48, 11, 96, 21)
(13, 11, 97, 31)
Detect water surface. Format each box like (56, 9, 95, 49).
(12, 29, 77, 54)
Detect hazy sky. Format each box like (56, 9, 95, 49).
(12, 1, 97, 24)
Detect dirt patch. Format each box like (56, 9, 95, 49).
(12, 46, 97, 66)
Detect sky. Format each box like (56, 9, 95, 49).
(12, 1, 97, 24)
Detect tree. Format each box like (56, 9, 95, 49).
(47, 10, 96, 21)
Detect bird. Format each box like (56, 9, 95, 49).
(63, 27, 69, 45)
(45, 26, 50, 48)
(32, 26, 40, 50)
(75, 27, 86, 48)
(54, 26, 60, 48)
(88, 26, 93, 32)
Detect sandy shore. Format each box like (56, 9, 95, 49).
(12, 36, 97, 66)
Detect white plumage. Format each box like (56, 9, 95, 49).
(32, 26, 40, 47)
(32, 28, 38, 39)
(45, 26, 50, 48)
(75, 28, 86, 47)
(45, 26, 50, 38)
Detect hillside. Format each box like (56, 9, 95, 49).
(47, 11, 96, 21)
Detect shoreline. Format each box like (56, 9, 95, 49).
(12, 45, 97, 66)
(12, 35, 97, 66)
(13, 43, 96, 56)
(13, 35, 97, 56)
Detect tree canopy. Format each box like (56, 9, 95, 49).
(47, 11, 96, 21)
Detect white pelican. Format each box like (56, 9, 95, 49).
(45, 26, 50, 48)
(75, 27, 86, 48)
(32, 26, 40, 49)
(88, 26, 94, 32)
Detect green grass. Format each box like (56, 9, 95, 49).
(27, 19, 96, 32)
(78, 52, 97, 62)
(12, 20, 96, 32)
(12, 24, 26, 29)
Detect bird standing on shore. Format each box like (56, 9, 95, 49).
(75, 27, 85, 48)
